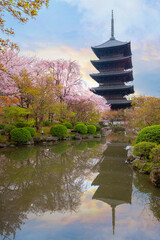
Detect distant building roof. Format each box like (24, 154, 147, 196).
(92, 39, 129, 49)
(107, 99, 132, 105)
(90, 70, 133, 77)
(93, 85, 133, 91)
(91, 56, 131, 63)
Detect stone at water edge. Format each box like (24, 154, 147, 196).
(150, 168, 160, 187)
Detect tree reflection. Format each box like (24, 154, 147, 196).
(0, 139, 108, 239)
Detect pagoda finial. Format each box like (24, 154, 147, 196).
(110, 10, 115, 40)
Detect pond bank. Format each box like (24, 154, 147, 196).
(0, 127, 112, 148)
(127, 146, 160, 188)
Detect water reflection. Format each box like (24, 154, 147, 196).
(92, 141, 133, 234)
(0, 139, 106, 240)
(0, 136, 160, 240)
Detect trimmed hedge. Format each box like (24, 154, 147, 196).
(87, 125, 96, 134)
(4, 124, 16, 134)
(136, 125, 160, 144)
(10, 128, 31, 143)
(75, 123, 87, 134)
(50, 124, 68, 139)
(23, 127, 36, 137)
(133, 142, 157, 160)
(0, 123, 5, 129)
(150, 145, 160, 163)
(13, 122, 29, 128)
(64, 122, 73, 129)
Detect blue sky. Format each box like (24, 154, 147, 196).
(5, 0, 160, 96)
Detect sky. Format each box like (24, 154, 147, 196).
(5, 0, 160, 97)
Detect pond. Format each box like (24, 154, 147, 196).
(0, 136, 160, 240)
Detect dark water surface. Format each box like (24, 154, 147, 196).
(0, 136, 160, 240)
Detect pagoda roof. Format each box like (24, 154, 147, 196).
(91, 55, 131, 63)
(93, 85, 133, 92)
(107, 99, 132, 105)
(90, 70, 133, 78)
(92, 39, 130, 49)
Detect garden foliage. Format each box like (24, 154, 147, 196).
(87, 125, 96, 134)
(64, 122, 73, 129)
(4, 124, 16, 134)
(136, 125, 160, 144)
(133, 142, 157, 160)
(0, 123, 5, 129)
(10, 128, 31, 143)
(23, 127, 36, 137)
(149, 145, 160, 163)
(50, 124, 68, 139)
(75, 123, 87, 134)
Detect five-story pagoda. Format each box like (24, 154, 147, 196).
(90, 11, 134, 110)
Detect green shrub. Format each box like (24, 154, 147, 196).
(0, 123, 5, 129)
(64, 122, 73, 129)
(150, 145, 160, 163)
(50, 124, 68, 139)
(23, 127, 36, 137)
(42, 120, 51, 126)
(4, 124, 16, 134)
(87, 125, 96, 134)
(136, 125, 160, 144)
(133, 142, 157, 160)
(95, 124, 101, 132)
(10, 128, 31, 143)
(75, 123, 87, 134)
(13, 122, 29, 128)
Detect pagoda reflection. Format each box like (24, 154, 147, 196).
(92, 141, 133, 234)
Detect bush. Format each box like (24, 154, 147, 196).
(10, 128, 31, 143)
(4, 124, 16, 134)
(95, 124, 101, 132)
(64, 122, 73, 129)
(75, 123, 87, 134)
(0, 123, 5, 129)
(136, 125, 160, 144)
(150, 145, 160, 163)
(50, 124, 68, 139)
(133, 142, 157, 160)
(13, 122, 29, 128)
(87, 125, 96, 134)
(23, 127, 36, 137)
(42, 120, 51, 126)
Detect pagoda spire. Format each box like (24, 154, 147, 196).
(112, 206, 115, 235)
(110, 10, 115, 40)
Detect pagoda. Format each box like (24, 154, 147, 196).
(90, 11, 134, 110)
(92, 141, 133, 234)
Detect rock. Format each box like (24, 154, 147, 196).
(94, 134, 101, 138)
(75, 133, 82, 140)
(150, 168, 160, 187)
(86, 135, 94, 139)
(126, 146, 136, 163)
(0, 143, 8, 148)
(25, 138, 34, 145)
(82, 135, 87, 139)
(100, 127, 108, 136)
(65, 137, 72, 141)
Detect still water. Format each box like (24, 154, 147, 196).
(0, 136, 160, 240)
